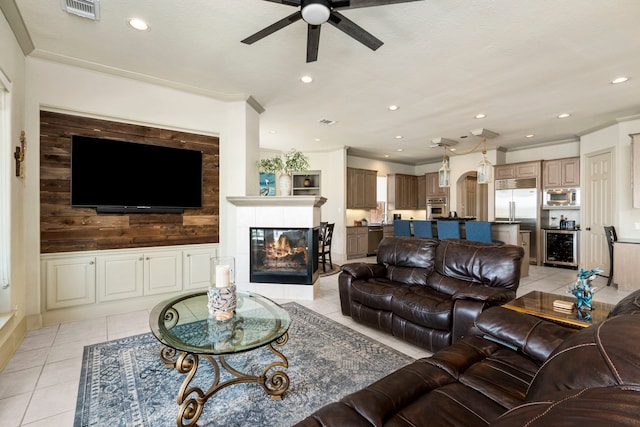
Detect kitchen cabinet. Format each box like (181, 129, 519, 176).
(494, 161, 541, 180)
(347, 167, 377, 209)
(417, 175, 426, 208)
(388, 174, 418, 210)
(292, 170, 321, 196)
(543, 157, 580, 188)
(346, 227, 368, 259)
(425, 172, 449, 197)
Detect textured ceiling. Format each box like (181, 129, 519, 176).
(10, 0, 640, 164)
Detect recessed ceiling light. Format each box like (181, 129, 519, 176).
(269, 130, 277, 134)
(300, 75, 313, 84)
(525, 134, 535, 138)
(450, 148, 457, 152)
(475, 113, 486, 119)
(611, 76, 629, 84)
(129, 18, 149, 31)
(558, 113, 571, 119)
(384, 154, 390, 158)
(388, 105, 399, 111)
(395, 135, 403, 139)
(396, 148, 403, 152)
(314, 138, 321, 142)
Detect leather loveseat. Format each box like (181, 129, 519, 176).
(295, 290, 640, 427)
(339, 237, 524, 352)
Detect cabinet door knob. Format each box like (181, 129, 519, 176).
(89, 261, 94, 265)
(139, 257, 144, 261)
(186, 253, 191, 257)
(146, 257, 150, 260)
(586, 227, 591, 231)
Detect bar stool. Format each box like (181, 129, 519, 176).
(393, 220, 412, 237)
(413, 220, 433, 238)
(436, 221, 461, 240)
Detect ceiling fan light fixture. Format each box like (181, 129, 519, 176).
(302, 2, 331, 25)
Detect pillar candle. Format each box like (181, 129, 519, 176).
(215, 265, 230, 288)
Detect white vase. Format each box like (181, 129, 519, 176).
(279, 173, 292, 196)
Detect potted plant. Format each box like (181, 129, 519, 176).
(258, 149, 309, 196)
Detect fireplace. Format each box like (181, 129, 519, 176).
(250, 227, 319, 285)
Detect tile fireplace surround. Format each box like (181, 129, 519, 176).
(227, 196, 327, 300)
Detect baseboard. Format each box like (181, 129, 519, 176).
(0, 315, 27, 371)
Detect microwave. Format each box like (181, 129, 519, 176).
(544, 188, 580, 208)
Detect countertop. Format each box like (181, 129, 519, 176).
(542, 227, 581, 231)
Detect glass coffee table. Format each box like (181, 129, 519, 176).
(149, 290, 291, 427)
(503, 290, 615, 328)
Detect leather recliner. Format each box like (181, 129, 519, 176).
(339, 237, 525, 352)
(295, 291, 640, 427)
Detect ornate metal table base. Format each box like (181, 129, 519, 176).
(160, 332, 290, 427)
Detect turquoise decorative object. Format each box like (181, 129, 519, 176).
(568, 267, 603, 311)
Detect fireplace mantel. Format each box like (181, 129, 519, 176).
(227, 196, 327, 208)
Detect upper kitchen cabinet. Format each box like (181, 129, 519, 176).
(494, 161, 541, 180)
(347, 167, 377, 209)
(425, 172, 449, 197)
(417, 175, 426, 208)
(543, 157, 580, 188)
(388, 173, 418, 210)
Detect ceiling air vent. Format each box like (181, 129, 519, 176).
(60, 0, 100, 20)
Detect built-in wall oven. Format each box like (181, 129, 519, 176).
(427, 197, 448, 219)
(543, 229, 579, 268)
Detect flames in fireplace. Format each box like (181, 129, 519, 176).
(262, 232, 308, 270)
(250, 227, 318, 284)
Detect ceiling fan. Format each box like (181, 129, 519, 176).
(241, 0, 422, 63)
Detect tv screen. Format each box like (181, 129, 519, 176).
(71, 135, 203, 213)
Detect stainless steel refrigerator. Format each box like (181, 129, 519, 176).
(495, 178, 539, 264)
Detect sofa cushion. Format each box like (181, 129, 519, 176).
(377, 237, 438, 286)
(350, 278, 400, 311)
(526, 313, 640, 401)
(492, 386, 640, 427)
(427, 239, 523, 295)
(391, 286, 452, 330)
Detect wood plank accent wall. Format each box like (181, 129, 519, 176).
(40, 110, 219, 253)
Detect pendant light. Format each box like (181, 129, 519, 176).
(476, 138, 493, 184)
(438, 146, 451, 188)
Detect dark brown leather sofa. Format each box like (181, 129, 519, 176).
(339, 237, 525, 352)
(295, 291, 640, 427)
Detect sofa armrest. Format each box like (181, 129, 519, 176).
(340, 262, 387, 280)
(474, 306, 575, 363)
(453, 286, 516, 304)
(338, 263, 386, 317)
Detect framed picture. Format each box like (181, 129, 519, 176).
(259, 172, 276, 196)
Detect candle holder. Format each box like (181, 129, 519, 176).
(208, 256, 237, 320)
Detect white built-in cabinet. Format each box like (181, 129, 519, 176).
(45, 255, 96, 309)
(42, 244, 217, 311)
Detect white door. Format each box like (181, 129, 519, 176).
(583, 149, 614, 272)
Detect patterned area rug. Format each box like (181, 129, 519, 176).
(74, 302, 414, 427)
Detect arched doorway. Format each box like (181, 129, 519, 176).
(456, 171, 488, 220)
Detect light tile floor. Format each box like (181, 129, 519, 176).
(0, 262, 629, 426)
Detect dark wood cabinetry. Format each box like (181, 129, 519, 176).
(388, 174, 418, 210)
(347, 168, 377, 209)
(346, 227, 368, 259)
(425, 172, 449, 197)
(543, 157, 580, 188)
(494, 161, 541, 180)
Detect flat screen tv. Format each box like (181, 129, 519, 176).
(71, 135, 203, 213)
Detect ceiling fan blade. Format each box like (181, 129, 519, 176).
(263, 0, 301, 6)
(306, 24, 321, 62)
(241, 11, 302, 45)
(327, 11, 383, 51)
(333, 0, 423, 10)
